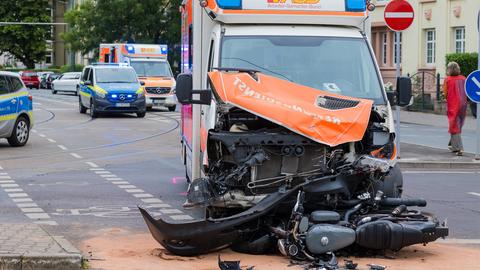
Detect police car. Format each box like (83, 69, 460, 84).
(0, 71, 33, 147)
(78, 64, 146, 118)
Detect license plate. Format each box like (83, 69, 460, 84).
(115, 103, 130, 107)
(153, 100, 164, 104)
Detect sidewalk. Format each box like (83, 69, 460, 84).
(0, 224, 82, 270)
(398, 110, 480, 169)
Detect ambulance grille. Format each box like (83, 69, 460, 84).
(316, 96, 360, 110)
(145, 87, 170, 95)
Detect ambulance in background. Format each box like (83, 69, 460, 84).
(99, 44, 177, 111)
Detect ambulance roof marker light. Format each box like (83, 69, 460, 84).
(216, 0, 242, 9)
(345, 0, 367, 12)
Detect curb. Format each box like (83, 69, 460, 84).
(0, 254, 82, 270)
(398, 160, 480, 169)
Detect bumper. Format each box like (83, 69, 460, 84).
(146, 94, 177, 108)
(95, 97, 146, 113)
(25, 82, 39, 88)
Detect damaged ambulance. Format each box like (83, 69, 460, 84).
(139, 0, 449, 260)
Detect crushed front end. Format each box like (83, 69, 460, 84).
(140, 71, 448, 258)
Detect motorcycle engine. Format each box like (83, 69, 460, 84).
(306, 224, 356, 254)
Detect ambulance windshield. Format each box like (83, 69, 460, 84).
(96, 68, 138, 83)
(130, 61, 173, 77)
(221, 36, 385, 104)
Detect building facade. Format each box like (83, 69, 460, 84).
(370, 0, 480, 87)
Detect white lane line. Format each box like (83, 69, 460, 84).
(17, 203, 38, 208)
(112, 181, 129, 185)
(57, 145, 68, 151)
(31, 130, 37, 133)
(170, 215, 194, 221)
(0, 183, 17, 187)
(35, 220, 58, 226)
(47, 138, 56, 143)
(94, 171, 110, 174)
(105, 177, 123, 181)
(0, 175, 12, 179)
(100, 174, 117, 178)
(149, 204, 171, 208)
(125, 189, 144, 193)
(8, 193, 29, 198)
(86, 162, 99, 168)
(38, 134, 46, 138)
(141, 198, 164, 203)
(118, 185, 136, 189)
(133, 193, 154, 198)
(21, 208, 45, 213)
(0, 181, 15, 184)
(89, 168, 104, 171)
(468, 192, 480, 197)
(160, 209, 183, 214)
(70, 153, 83, 159)
(25, 213, 50, 219)
(4, 188, 23, 193)
(12, 198, 33, 203)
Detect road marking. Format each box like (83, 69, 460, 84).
(100, 174, 117, 178)
(86, 162, 99, 168)
(112, 181, 129, 185)
(0, 180, 15, 184)
(35, 220, 58, 226)
(17, 203, 38, 208)
(38, 134, 46, 138)
(25, 213, 50, 219)
(0, 175, 12, 179)
(70, 153, 83, 159)
(160, 209, 183, 214)
(125, 189, 144, 193)
(89, 168, 104, 171)
(170, 215, 194, 221)
(141, 198, 164, 203)
(118, 185, 136, 189)
(8, 193, 28, 198)
(94, 170, 110, 174)
(12, 198, 33, 203)
(0, 172, 7, 175)
(21, 208, 45, 213)
(47, 138, 56, 143)
(0, 183, 17, 187)
(149, 204, 171, 208)
(468, 192, 480, 197)
(133, 193, 153, 198)
(4, 188, 23, 192)
(57, 145, 68, 151)
(105, 177, 123, 181)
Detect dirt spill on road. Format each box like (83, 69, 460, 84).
(82, 228, 479, 270)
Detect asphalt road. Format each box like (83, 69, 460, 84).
(0, 89, 479, 248)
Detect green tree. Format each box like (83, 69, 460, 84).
(63, 0, 181, 72)
(0, 0, 51, 68)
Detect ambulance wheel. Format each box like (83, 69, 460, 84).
(137, 112, 146, 118)
(168, 105, 176, 112)
(90, 99, 98, 118)
(79, 97, 87, 114)
(8, 116, 29, 147)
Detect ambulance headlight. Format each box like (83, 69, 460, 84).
(216, 0, 242, 9)
(345, 0, 366, 11)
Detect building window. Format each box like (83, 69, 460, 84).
(45, 41, 53, 65)
(393, 32, 402, 64)
(454, 27, 465, 53)
(425, 29, 436, 64)
(382, 32, 388, 65)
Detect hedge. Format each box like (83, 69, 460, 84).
(60, 64, 84, 73)
(445, 52, 478, 77)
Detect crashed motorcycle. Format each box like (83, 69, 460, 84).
(139, 70, 448, 259)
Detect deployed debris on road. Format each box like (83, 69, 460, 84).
(218, 255, 254, 270)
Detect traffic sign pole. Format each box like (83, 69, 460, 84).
(395, 31, 402, 158)
(476, 10, 480, 160)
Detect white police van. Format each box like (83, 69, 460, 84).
(0, 71, 33, 147)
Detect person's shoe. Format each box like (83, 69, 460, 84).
(456, 151, 463, 156)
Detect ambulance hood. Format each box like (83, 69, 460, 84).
(208, 71, 374, 147)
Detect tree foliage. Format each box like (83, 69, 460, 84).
(63, 0, 181, 71)
(0, 0, 51, 68)
(446, 53, 478, 77)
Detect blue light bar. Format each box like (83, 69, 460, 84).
(345, 0, 366, 12)
(216, 0, 242, 9)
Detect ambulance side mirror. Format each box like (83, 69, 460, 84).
(176, 73, 211, 105)
(396, 77, 412, 107)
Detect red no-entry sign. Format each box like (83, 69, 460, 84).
(384, 0, 414, 32)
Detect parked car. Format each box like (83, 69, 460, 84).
(0, 71, 34, 146)
(45, 73, 61, 89)
(52, 72, 81, 95)
(38, 71, 54, 89)
(20, 71, 40, 89)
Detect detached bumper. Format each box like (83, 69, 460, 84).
(95, 97, 146, 113)
(146, 94, 177, 108)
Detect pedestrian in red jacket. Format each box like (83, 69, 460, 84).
(443, 62, 468, 156)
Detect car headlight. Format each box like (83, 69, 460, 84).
(96, 91, 106, 98)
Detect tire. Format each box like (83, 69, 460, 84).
(7, 116, 30, 147)
(146, 106, 153, 111)
(168, 105, 176, 112)
(79, 96, 87, 114)
(52, 90, 57, 94)
(137, 112, 146, 118)
(375, 164, 403, 198)
(90, 99, 98, 118)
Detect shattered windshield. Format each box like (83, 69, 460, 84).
(221, 36, 385, 104)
